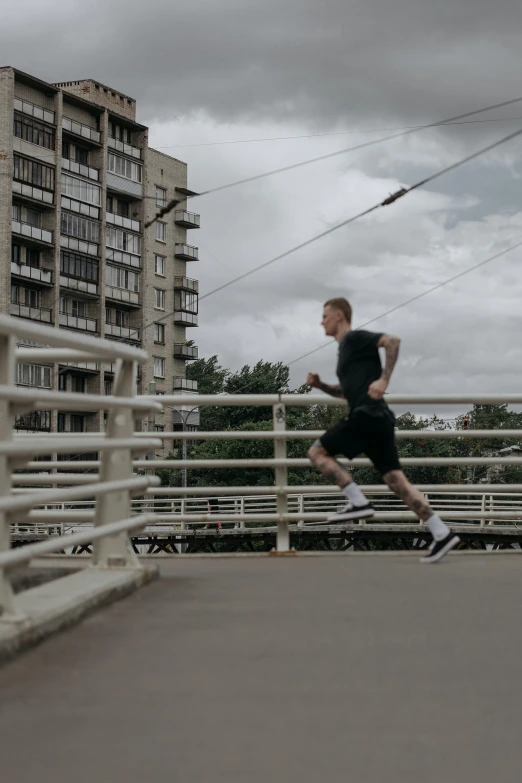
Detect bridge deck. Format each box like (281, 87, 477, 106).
(0, 553, 521, 782)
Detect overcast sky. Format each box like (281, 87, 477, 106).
(3, 0, 522, 417)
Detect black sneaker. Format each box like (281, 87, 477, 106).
(421, 533, 460, 564)
(327, 502, 375, 523)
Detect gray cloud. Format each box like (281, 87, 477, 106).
(3, 0, 522, 126)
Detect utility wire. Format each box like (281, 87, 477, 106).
(156, 115, 522, 149)
(179, 125, 522, 313)
(285, 239, 522, 368)
(142, 96, 522, 225)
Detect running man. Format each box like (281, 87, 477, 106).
(307, 297, 460, 564)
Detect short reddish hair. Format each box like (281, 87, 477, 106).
(324, 298, 352, 323)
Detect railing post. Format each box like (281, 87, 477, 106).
(0, 334, 18, 617)
(92, 359, 140, 569)
(273, 403, 289, 551)
(297, 494, 304, 528)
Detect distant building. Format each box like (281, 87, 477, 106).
(0, 67, 201, 444)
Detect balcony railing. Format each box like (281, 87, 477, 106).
(104, 323, 140, 341)
(107, 172, 143, 199)
(62, 118, 101, 144)
(60, 235, 99, 258)
(61, 196, 99, 220)
(61, 158, 100, 182)
(172, 377, 198, 392)
(104, 285, 140, 306)
(12, 180, 54, 206)
(10, 303, 53, 323)
(59, 313, 98, 333)
(105, 247, 141, 270)
(13, 97, 55, 125)
(59, 274, 99, 297)
(173, 344, 199, 360)
(12, 220, 53, 245)
(11, 262, 53, 285)
(174, 244, 199, 261)
(174, 210, 200, 229)
(173, 310, 198, 327)
(174, 276, 199, 293)
(107, 136, 141, 160)
(106, 212, 141, 233)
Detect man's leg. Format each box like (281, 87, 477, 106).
(383, 469, 459, 561)
(308, 441, 372, 516)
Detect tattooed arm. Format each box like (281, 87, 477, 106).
(368, 334, 401, 400)
(306, 373, 345, 398)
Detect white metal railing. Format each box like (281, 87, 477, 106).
(8, 392, 522, 556)
(62, 117, 101, 144)
(0, 314, 162, 620)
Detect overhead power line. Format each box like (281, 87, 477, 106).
(142, 96, 522, 226)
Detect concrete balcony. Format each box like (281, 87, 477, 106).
(59, 313, 98, 333)
(173, 344, 199, 360)
(106, 171, 143, 199)
(105, 247, 141, 270)
(107, 136, 142, 160)
(10, 303, 52, 323)
(106, 212, 141, 233)
(62, 117, 101, 145)
(13, 97, 55, 125)
(174, 244, 199, 261)
(12, 180, 54, 206)
(61, 158, 100, 182)
(59, 275, 99, 297)
(174, 210, 200, 229)
(12, 220, 53, 245)
(104, 323, 140, 342)
(174, 276, 199, 293)
(60, 235, 99, 258)
(172, 377, 198, 392)
(104, 285, 140, 307)
(60, 196, 99, 220)
(11, 262, 53, 286)
(173, 310, 198, 327)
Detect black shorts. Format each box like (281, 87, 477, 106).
(319, 408, 401, 476)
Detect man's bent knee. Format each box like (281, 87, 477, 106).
(383, 469, 406, 488)
(308, 440, 328, 463)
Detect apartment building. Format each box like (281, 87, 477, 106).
(0, 67, 200, 442)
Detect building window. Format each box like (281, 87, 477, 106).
(106, 265, 140, 292)
(154, 424, 165, 433)
(26, 248, 40, 268)
(104, 379, 113, 396)
(154, 288, 165, 310)
(25, 208, 41, 228)
(12, 204, 22, 222)
(108, 152, 142, 183)
(155, 255, 166, 276)
(155, 222, 166, 243)
(155, 186, 167, 207)
(154, 323, 165, 344)
(13, 113, 55, 150)
(58, 374, 67, 391)
(153, 357, 166, 378)
(107, 196, 129, 218)
(106, 226, 141, 255)
(11, 245, 21, 264)
(61, 212, 100, 243)
(15, 410, 51, 432)
(60, 251, 99, 282)
(13, 155, 54, 191)
(71, 375, 86, 393)
(106, 307, 128, 327)
(70, 415, 84, 433)
(109, 123, 132, 144)
(11, 285, 40, 308)
(17, 363, 52, 388)
(174, 290, 198, 314)
(62, 174, 101, 206)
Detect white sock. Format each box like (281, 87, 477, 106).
(426, 513, 450, 542)
(343, 482, 368, 507)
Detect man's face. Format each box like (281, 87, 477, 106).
(321, 305, 339, 336)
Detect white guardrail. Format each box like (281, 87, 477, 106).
(0, 314, 162, 619)
(3, 314, 522, 616)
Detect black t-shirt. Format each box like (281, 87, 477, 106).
(336, 329, 388, 415)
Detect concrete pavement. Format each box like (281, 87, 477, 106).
(0, 553, 521, 782)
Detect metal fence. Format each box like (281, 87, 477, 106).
(0, 314, 162, 619)
(8, 389, 522, 557)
